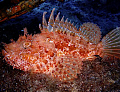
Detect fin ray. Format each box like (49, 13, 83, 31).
(102, 27, 120, 58)
(51, 55, 82, 81)
(42, 12, 48, 30)
(79, 22, 101, 44)
(48, 8, 55, 26)
(24, 27, 28, 36)
(42, 8, 80, 36)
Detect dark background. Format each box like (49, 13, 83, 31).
(0, 0, 120, 91)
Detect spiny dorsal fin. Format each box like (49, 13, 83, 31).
(58, 16, 66, 33)
(79, 22, 101, 44)
(102, 27, 120, 58)
(39, 24, 42, 31)
(60, 16, 65, 27)
(24, 27, 28, 37)
(41, 8, 82, 37)
(55, 12, 60, 24)
(42, 12, 47, 30)
(48, 8, 55, 26)
(54, 12, 60, 30)
(65, 18, 68, 25)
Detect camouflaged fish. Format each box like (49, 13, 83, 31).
(2, 8, 120, 81)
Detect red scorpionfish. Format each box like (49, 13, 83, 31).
(2, 8, 120, 81)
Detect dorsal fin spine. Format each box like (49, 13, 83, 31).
(42, 12, 48, 30)
(42, 8, 81, 37)
(24, 27, 28, 37)
(48, 8, 55, 26)
(55, 12, 60, 23)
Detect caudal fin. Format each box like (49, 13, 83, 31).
(102, 27, 120, 58)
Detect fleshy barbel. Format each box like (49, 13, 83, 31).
(2, 8, 120, 81)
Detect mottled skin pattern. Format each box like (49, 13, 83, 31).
(2, 8, 120, 81)
(2, 28, 103, 81)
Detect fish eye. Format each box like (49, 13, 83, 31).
(23, 42, 31, 48)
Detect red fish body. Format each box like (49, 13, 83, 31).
(2, 8, 120, 81)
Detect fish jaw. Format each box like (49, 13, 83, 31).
(2, 49, 31, 71)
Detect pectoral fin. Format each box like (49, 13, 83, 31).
(50, 55, 83, 81)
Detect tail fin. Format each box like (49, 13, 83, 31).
(102, 27, 120, 58)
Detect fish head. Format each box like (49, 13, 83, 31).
(2, 34, 32, 54)
(2, 34, 36, 71)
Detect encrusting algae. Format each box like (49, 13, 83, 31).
(2, 8, 120, 82)
(0, 0, 45, 22)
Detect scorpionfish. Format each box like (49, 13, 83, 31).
(2, 8, 120, 81)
